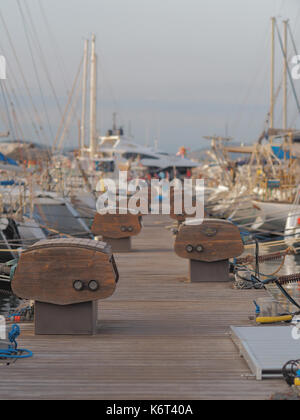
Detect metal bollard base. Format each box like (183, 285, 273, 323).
(102, 237, 132, 253)
(35, 301, 98, 335)
(189, 259, 230, 283)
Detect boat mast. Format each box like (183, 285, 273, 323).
(283, 20, 288, 130)
(89, 34, 97, 158)
(81, 39, 89, 154)
(113, 112, 117, 133)
(270, 17, 276, 143)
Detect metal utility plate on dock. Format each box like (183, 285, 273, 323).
(230, 326, 300, 380)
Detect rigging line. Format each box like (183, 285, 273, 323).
(238, 50, 272, 139)
(245, 236, 300, 248)
(9, 93, 41, 169)
(235, 208, 300, 229)
(1, 90, 29, 178)
(37, 0, 80, 123)
(16, 0, 54, 145)
(0, 89, 9, 131)
(243, 69, 270, 138)
(96, 41, 126, 133)
(10, 102, 28, 166)
(243, 22, 297, 138)
(230, 23, 270, 134)
(98, 50, 120, 113)
(5, 88, 25, 144)
(275, 21, 300, 117)
(4, 77, 39, 141)
(37, 0, 70, 92)
(16, 0, 54, 147)
(0, 63, 9, 130)
(0, 38, 41, 141)
(287, 21, 299, 60)
(0, 9, 49, 145)
(0, 81, 15, 140)
(287, 18, 300, 126)
(231, 205, 300, 224)
(23, 0, 63, 118)
(262, 42, 297, 131)
(52, 56, 83, 152)
(292, 5, 300, 35)
(57, 69, 83, 152)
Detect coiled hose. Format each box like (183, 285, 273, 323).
(0, 324, 33, 361)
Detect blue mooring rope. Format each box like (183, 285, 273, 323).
(0, 324, 33, 360)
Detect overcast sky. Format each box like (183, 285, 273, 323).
(0, 0, 300, 152)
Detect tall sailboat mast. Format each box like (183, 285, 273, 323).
(283, 19, 288, 130)
(89, 34, 97, 158)
(270, 17, 275, 142)
(80, 39, 89, 153)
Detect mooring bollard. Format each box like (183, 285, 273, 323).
(174, 219, 244, 282)
(11, 238, 119, 335)
(91, 212, 142, 252)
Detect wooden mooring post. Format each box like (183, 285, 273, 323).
(174, 219, 244, 282)
(91, 212, 142, 252)
(11, 238, 119, 335)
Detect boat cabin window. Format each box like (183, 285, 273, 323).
(122, 152, 159, 160)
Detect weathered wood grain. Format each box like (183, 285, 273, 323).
(174, 219, 244, 262)
(12, 238, 118, 305)
(91, 213, 142, 239)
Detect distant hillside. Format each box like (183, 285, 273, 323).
(188, 142, 254, 162)
(0, 140, 50, 162)
(187, 149, 209, 162)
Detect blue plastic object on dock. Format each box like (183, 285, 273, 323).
(253, 300, 261, 316)
(0, 324, 33, 361)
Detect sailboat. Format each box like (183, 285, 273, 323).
(248, 17, 300, 236)
(209, 18, 300, 237)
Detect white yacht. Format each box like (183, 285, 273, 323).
(76, 35, 198, 178)
(96, 127, 199, 176)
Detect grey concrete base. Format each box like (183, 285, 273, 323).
(189, 259, 230, 283)
(103, 236, 132, 252)
(35, 301, 98, 335)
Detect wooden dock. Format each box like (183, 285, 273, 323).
(0, 215, 289, 400)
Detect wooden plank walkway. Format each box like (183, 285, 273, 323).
(0, 215, 289, 400)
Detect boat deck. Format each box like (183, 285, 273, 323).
(0, 215, 289, 400)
